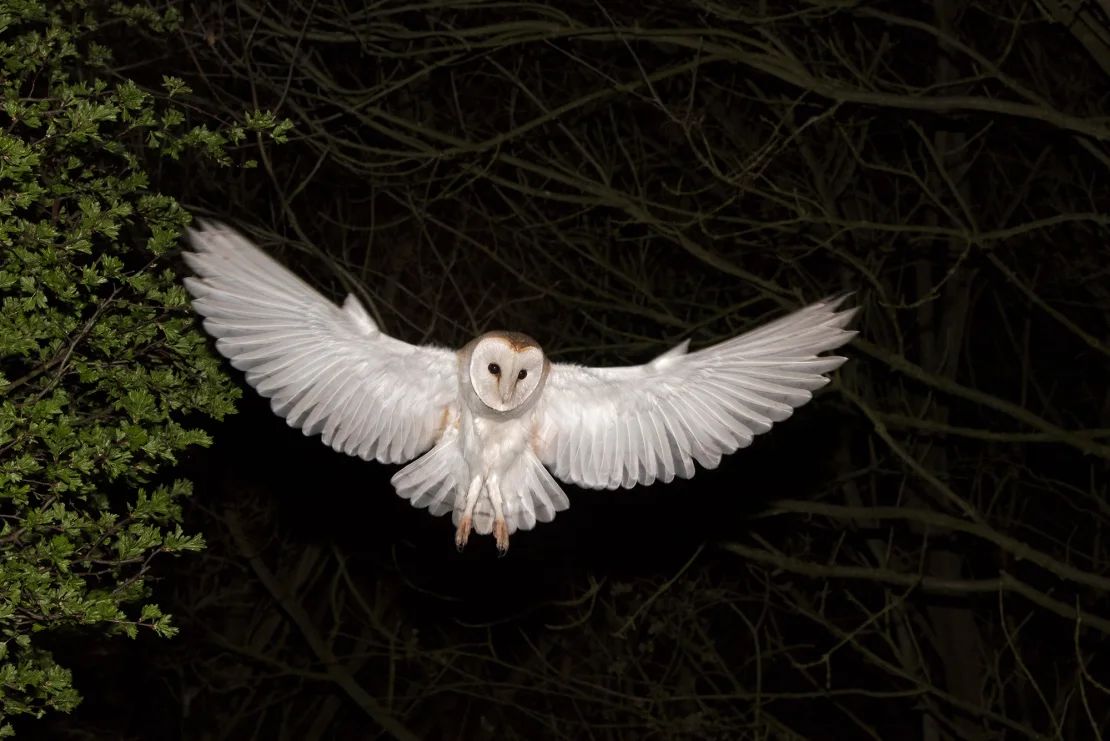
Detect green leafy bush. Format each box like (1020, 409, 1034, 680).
(0, 2, 286, 732)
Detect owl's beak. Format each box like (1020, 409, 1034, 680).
(500, 382, 514, 406)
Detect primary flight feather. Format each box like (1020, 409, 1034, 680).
(183, 221, 857, 552)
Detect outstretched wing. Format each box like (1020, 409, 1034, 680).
(535, 297, 857, 490)
(183, 220, 458, 464)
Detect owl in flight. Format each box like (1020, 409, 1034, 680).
(183, 221, 857, 553)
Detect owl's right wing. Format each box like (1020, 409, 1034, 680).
(535, 297, 857, 490)
(183, 220, 458, 464)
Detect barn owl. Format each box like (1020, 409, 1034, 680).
(183, 221, 857, 553)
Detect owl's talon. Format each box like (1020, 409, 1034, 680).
(455, 516, 472, 551)
(493, 518, 509, 554)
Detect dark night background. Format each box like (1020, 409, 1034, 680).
(24, 0, 1110, 739)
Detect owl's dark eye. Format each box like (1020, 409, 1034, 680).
(517, 369, 528, 380)
(488, 363, 501, 375)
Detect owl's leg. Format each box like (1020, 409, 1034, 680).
(455, 475, 483, 551)
(486, 475, 510, 554)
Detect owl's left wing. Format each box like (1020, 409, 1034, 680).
(183, 220, 458, 464)
(535, 297, 857, 490)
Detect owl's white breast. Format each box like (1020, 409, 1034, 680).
(458, 404, 537, 479)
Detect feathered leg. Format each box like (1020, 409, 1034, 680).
(455, 475, 483, 551)
(486, 474, 510, 554)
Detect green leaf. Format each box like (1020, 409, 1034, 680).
(0, 0, 273, 726)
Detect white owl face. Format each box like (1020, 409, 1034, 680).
(468, 334, 546, 413)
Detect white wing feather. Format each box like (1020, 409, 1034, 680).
(183, 221, 458, 464)
(536, 297, 857, 490)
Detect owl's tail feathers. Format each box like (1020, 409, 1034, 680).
(391, 439, 461, 518)
(392, 445, 570, 538)
(457, 453, 568, 536)
(496, 452, 571, 534)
